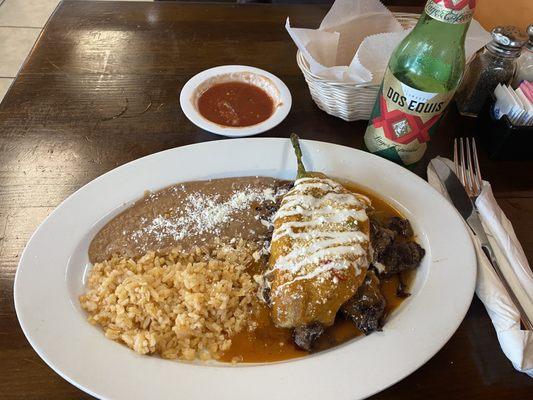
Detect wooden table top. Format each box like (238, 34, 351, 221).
(0, 1, 531, 399)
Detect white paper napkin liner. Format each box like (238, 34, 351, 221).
(320, 0, 403, 68)
(352, 30, 409, 84)
(427, 158, 533, 376)
(286, 18, 372, 82)
(286, 0, 402, 82)
(319, 0, 400, 31)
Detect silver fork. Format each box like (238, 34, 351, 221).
(454, 137, 483, 199)
(454, 137, 533, 331)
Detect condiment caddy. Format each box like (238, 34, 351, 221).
(476, 93, 533, 160)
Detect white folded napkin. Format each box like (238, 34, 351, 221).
(427, 158, 533, 377)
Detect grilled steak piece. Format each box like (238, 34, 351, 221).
(370, 216, 425, 276)
(387, 216, 414, 238)
(395, 241, 425, 271)
(341, 270, 386, 335)
(293, 323, 325, 351)
(378, 242, 425, 275)
(370, 218, 396, 260)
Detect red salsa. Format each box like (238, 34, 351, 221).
(197, 82, 274, 127)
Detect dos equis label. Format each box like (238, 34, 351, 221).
(425, 0, 476, 24)
(364, 69, 454, 166)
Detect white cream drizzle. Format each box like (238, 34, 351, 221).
(272, 209, 367, 241)
(281, 192, 366, 209)
(293, 177, 343, 188)
(274, 230, 363, 242)
(274, 244, 367, 273)
(268, 177, 371, 286)
(273, 259, 353, 294)
(284, 179, 340, 193)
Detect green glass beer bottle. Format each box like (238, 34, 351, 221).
(364, 0, 476, 166)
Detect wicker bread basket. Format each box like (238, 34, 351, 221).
(296, 13, 420, 121)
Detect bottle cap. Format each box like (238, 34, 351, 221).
(487, 26, 528, 57)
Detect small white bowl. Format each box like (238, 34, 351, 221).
(179, 65, 292, 137)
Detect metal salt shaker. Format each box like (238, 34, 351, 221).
(512, 24, 533, 87)
(456, 26, 528, 117)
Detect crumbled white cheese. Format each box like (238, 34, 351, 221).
(131, 185, 286, 244)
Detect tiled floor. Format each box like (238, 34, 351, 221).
(0, 26, 41, 76)
(0, 0, 151, 103)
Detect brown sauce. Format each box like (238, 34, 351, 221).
(220, 181, 415, 363)
(220, 274, 413, 363)
(197, 82, 274, 127)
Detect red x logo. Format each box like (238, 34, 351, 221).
(372, 96, 440, 145)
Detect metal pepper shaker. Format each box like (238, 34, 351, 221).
(456, 26, 528, 117)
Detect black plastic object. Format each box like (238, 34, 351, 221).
(476, 94, 533, 160)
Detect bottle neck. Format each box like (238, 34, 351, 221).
(409, 11, 471, 51)
(423, 0, 476, 26)
(413, 0, 474, 46)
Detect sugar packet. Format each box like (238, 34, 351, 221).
(493, 84, 516, 120)
(493, 83, 533, 126)
(519, 81, 533, 104)
(515, 88, 533, 125)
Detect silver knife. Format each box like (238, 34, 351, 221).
(430, 158, 532, 330)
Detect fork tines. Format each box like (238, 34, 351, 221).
(453, 137, 483, 198)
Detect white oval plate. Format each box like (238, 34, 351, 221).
(179, 65, 292, 137)
(15, 138, 476, 400)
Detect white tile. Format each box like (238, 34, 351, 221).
(0, 78, 13, 102)
(0, 0, 154, 29)
(0, 27, 40, 77)
(0, 0, 61, 28)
